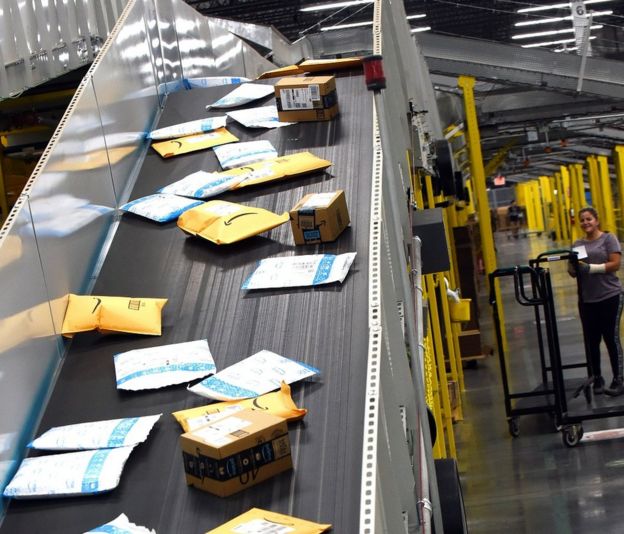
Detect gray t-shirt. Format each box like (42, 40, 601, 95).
(573, 232, 622, 303)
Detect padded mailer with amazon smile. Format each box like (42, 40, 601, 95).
(219, 151, 332, 189)
(177, 200, 289, 245)
(151, 128, 238, 158)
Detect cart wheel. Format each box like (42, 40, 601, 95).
(562, 425, 582, 448)
(508, 418, 519, 438)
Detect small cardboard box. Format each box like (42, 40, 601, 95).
(180, 409, 292, 497)
(275, 76, 338, 122)
(290, 190, 350, 245)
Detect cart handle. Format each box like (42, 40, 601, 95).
(513, 266, 543, 306)
(489, 265, 534, 305)
(530, 249, 577, 266)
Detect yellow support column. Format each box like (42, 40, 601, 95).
(425, 274, 457, 459)
(587, 155, 604, 215)
(614, 146, 624, 237)
(533, 180, 545, 233)
(569, 165, 583, 241)
(560, 166, 571, 242)
(539, 176, 552, 235)
(458, 74, 508, 357)
(423, 331, 446, 459)
(597, 155, 616, 234)
(553, 173, 563, 242)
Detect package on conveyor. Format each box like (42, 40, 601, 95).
(226, 105, 294, 129)
(213, 140, 277, 170)
(188, 350, 319, 401)
(148, 116, 227, 140)
(180, 409, 292, 497)
(299, 56, 363, 73)
(172, 382, 307, 432)
(120, 193, 203, 222)
(159, 170, 244, 200)
(114, 339, 216, 391)
(2, 446, 136, 499)
(184, 76, 250, 89)
(256, 64, 305, 79)
(151, 128, 238, 158)
(85, 513, 155, 534)
(219, 151, 332, 190)
(206, 82, 276, 109)
(205, 508, 331, 533)
(61, 294, 167, 338)
(242, 252, 356, 290)
(274, 76, 338, 122)
(290, 190, 350, 245)
(29, 414, 161, 451)
(177, 201, 289, 245)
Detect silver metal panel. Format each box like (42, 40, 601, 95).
(208, 19, 245, 76)
(172, 0, 215, 78)
(307, 28, 373, 58)
(0, 196, 62, 496)
(91, 0, 159, 202)
(241, 41, 277, 79)
(25, 77, 117, 331)
(152, 0, 183, 101)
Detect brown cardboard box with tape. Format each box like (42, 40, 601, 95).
(180, 409, 292, 497)
(275, 76, 338, 122)
(290, 190, 350, 245)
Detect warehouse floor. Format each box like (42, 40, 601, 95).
(456, 231, 624, 534)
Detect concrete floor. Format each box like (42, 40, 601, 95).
(456, 232, 624, 534)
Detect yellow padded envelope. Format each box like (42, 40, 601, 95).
(218, 151, 331, 190)
(299, 57, 363, 73)
(172, 382, 307, 432)
(151, 128, 238, 158)
(205, 508, 331, 534)
(177, 200, 289, 245)
(61, 294, 167, 337)
(256, 64, 304, 79)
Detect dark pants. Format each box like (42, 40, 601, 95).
(579, 293, 624, 380)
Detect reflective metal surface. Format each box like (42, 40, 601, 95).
(0, 198, 61, 501)
(91, 0, 159, 201)
(152, 0, 184, 102)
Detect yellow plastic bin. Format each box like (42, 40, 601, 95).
(449, 298, 471, 323)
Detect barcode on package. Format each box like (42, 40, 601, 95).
(309, 84, 320, 100)
(280, 88, 315, 110)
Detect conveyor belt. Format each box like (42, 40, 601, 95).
(1, 72, 373, 533)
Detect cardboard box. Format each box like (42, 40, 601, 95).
(275, 76, 338, 122)
(290, 190, 350, 245)
(180, 409, 292, 497)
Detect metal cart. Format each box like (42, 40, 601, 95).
(489, 249, 606, 447)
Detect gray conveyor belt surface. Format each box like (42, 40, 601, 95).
(0, 71, 372, 533)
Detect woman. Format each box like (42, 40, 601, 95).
(569, 207, 623, 396)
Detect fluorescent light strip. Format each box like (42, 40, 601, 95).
(410, 26, 431, 33)
(407, 13, 426, 20)
(320, 20, 372, 31)
(517, 0, 612, 14)
(521, 36, 596, 48)
(515, 10, 612, 26)
(512, 24, 602, 39)
(300, 0, 373, 12)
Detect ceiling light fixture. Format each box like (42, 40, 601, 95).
(517, 0, 613, 14)
(512, 24, 602, 40)
(521, 36, 596, 48)
(410, 26, 432, 33)
(514, 10, 612, 26)
(320, 20, 373, 31)
(300, 0, 373, 12)
(407, 14, 427, 20)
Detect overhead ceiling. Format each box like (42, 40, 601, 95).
(188, 1, 624, 181)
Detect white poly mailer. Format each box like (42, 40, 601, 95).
(188, 350, 319, 401)
(213, 140, 277, 170)
(242, 253, 357, 290)
(114, 339, 216, 391)
(206, 83, 275, 109)
(3, 446, 135, 498)
(29, 414, 161, 451)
